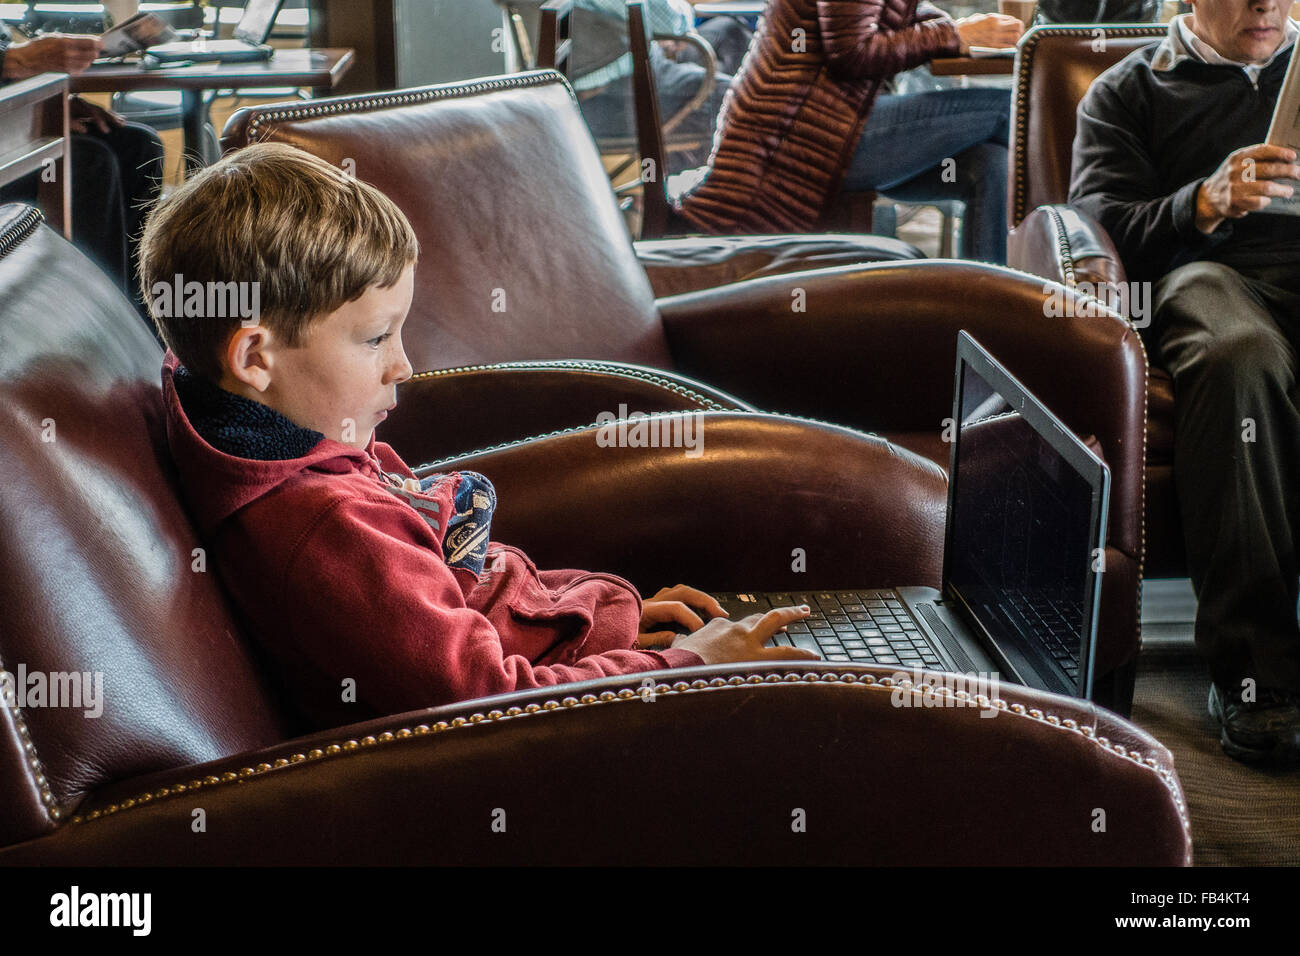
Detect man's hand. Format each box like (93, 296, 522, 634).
(69, 96, 125, 135)
(953, 13, 1024, 55)
(1195, 144, 1300, 234)
(636, 583, 727, 644)
(672, 605, 820, 664)
(1, 34, 101, 81)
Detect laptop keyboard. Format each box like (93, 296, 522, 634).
(1002, 588, 1082, 682)
(713, 591, 945, 668)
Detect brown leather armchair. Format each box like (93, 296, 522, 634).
(221, 69, 1148, 715)
(1004, 24, 1184, 578)
(0, 202, 1189, 864)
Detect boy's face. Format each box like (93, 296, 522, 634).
(224, 264, 416, 451)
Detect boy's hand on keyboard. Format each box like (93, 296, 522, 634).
(636, 584, 727, 645)
(672, 606, 819, 664)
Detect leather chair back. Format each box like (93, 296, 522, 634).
(1009, 25, 1167, 228)
(0, 205, 295, 849)
(221, 71, 675, 376)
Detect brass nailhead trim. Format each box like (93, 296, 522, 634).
(0, 649, 58, 824)
(1011, 26, 1168, 226)
(246, 70, 571, 144)
(408, 361, 734, 413)
(414, 404, 898, 474)
(66, 671, 1188, 841)
(1040, 203, 1150, 673)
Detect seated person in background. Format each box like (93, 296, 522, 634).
(1070, 0, 1300, 765)
(140, 142, 815, 730)
(0, 25, 164, 305)
(512, 0, 732, 174)
(677, 3, 756, 75)
(677, 0, 1023, 264)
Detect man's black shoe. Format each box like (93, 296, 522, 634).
(1207, 684, 1300, 767)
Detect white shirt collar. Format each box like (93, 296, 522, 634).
(1152, 14, 1297, 86)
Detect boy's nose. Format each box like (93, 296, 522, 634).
(389, 348, 413, 385)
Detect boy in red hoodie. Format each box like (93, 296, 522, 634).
(140, 142, 815, 730)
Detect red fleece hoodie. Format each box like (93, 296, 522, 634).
(160, 354, 703, 729)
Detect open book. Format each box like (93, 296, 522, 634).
(98, 11, 176, 58)
(1263, 38, 1300, 214)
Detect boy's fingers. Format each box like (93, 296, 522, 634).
(654, 584, 726, 618)
(642, 600, 705, 631)
(753, 605, 811, 638)
(743, 606, 811, 642)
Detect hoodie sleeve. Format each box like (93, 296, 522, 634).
(280, 492, 703, 714)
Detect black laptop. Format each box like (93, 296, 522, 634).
(715, 332, 1111, 699)
(144, 0, 285, 64)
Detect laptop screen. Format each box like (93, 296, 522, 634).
(944, 335, 1108, 697)
(234, 0, 285, 45)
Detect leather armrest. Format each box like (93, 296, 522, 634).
(655, 260, 1148, 564)
(0, 663, 1190, 865)
(1007, 204, 1128, 292)
(379, 360, 755, 469)
(637, 233, 924, 298)
(420, 411, 948, 593)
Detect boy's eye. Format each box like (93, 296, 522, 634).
(367, 332, 392, 348)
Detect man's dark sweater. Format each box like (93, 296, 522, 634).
(1069, 39, 1300, 283)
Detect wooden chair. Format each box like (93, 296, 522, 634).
(0, 73, 70, 237)
(520, 0, 720, 226)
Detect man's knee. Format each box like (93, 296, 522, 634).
(1156, 261, 1295, 389)
(1201, 326, 1295, 396)
(1156, 261, 1247, 317)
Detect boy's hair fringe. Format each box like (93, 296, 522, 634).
(138, 142, 420, 381)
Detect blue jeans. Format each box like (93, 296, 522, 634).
(841, 88, 1011, 264)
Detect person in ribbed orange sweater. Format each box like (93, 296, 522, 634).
(678, 0, 1022, 263)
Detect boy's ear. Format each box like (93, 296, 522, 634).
(224, 324, 275, 393)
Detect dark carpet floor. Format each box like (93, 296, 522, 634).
(1130, 643, 1300, 866)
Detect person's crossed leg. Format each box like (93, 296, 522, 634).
(840, 86, 1011, 264)
(1152, 258, 1300, 765)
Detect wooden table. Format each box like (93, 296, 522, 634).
(929, 55, 1016, 76)
(69, 47, 355, 174)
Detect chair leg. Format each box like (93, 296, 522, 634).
(939, 209, 956, 258)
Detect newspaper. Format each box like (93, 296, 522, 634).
(1263, 38, 1300, 214)
(98, 12, 176, 58)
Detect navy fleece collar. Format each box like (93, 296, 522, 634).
(173, 365, 325, 461)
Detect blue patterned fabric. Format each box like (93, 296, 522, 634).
(420, 471, 497, 575)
